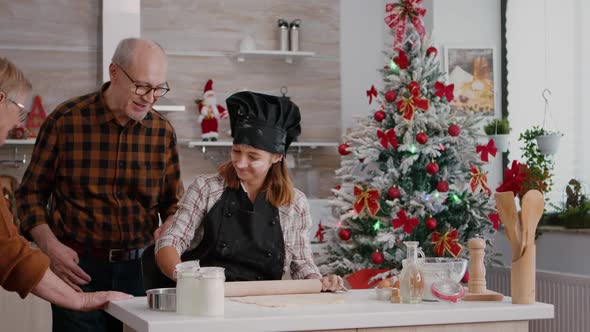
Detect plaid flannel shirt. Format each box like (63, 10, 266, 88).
(16, 83, 184, 249)
(156, 174, 321, 279)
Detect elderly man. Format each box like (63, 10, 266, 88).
(16, 38, 184, 332)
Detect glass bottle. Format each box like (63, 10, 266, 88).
(399, 241, 425, 304)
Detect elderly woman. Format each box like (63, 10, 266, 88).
(0, 57, 130, 310)
(155, 91, 344, 291)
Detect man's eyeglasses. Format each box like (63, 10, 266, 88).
(3, 94, 29, 123)
(117, 65, 170, 97)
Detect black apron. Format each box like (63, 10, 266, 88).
(181, 187, 285, 281)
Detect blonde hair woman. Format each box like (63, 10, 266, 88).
(0, 57, 131, 310)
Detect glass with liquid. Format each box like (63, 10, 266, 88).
(399, 241, 425, 304)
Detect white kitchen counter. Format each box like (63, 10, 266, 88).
(105, 290, 554, 332)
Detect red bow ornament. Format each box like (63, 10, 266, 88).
(396, 81, 429, 121)
(384, 0, 427, 50)
(476, 139, 498, 162)
(391, 210, 419, 234)
(432, 229, 462, 257)
(469, 164, 491, 196)
(366, 85, 378, 104)
(434, 81, 455, 102)
(377, 128, 398, 149)
(353, 185, 380, 217)
(393, 50, 409, 70)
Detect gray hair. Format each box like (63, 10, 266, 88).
(111, 38, 166, 68)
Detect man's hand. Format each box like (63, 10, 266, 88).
(45, 238, 91, 292)
(77, 291, 132, 311)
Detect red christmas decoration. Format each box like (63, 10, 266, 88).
(393, 50, 409, 69)
(377, 128, 398, 149)
(338, 143, 351, 156)
(384, 1, 427, 50)
(425, 217, 437, 231)
(374, 110, 386, 122)
(338, 228, 351, 241)
(396, 81, 429, 121)
(385, 90, 398, 103)
(426, 46, 438, 57)
(371, 250, 384, 265)
(461, 271, 469, 284)
(353, 185, 381, 216)
(391, 210, 419, 234)
(436, 181, 449, 193)
(448, 124, 461, 137)
(388, 186, 401, 199)
(314, 222, 325, 243)
(25, 95, 47, 137)
(345, 268, 391, 289)
(416, 132, 428, 144)
(366, 84, 378, 104)
(434, 81, 455, 102)
(476, 139, 498, 162)
(426, 161, 439, 175)
(488, 212, 501, 231)
(431, 229, 463, 257)
(196, 79, 228, 141)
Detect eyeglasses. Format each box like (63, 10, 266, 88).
(117, 65, 170, 97)
(2, 92, 29, 123)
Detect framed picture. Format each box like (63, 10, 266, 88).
(444, 47, 495, 116)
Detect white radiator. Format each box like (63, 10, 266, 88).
(487, 267, 590, 332)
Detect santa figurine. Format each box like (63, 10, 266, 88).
(195, 79, 228, 141)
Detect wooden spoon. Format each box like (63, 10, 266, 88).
(519, 190, 545, 257)
(495, 191, 522, 261)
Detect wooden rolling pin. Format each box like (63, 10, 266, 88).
(224, 279, 322, 297)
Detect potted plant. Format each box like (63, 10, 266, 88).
(541, 179, 590, 229)
(483, 118, 511, 152)
(520, 125, 563, 155)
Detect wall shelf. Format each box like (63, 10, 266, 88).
(5, 139, 36, 145)
(153, 96, 186, 112)
(187, 140, 337, 149)
(234, 50, 316, 64)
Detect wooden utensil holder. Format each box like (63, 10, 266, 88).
(511, 244, 536, 304)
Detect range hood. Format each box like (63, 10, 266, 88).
(102, 0, 185, 112)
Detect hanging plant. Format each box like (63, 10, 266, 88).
(517, 126, 555, 195)
(483, 118, 511, 153)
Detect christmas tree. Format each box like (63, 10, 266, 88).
(319, 1, 499, 281)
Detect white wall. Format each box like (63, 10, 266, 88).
(506, 0, 579, 204)
(339, 0, 385, 133)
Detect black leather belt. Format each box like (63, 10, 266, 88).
(63, 240, 145, 263)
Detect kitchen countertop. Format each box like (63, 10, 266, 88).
(105, 289, 554, 332)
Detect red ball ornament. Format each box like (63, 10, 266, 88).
(371, 251, 384, 265)
(374, 110, 386, 122)
(338, 143, 351, 156)
(385, 90, 397, 103)
(436, 181, 449, 193)
(416, 132, 428, 145)
(338, 228, 351, 241)
(448, 124, 461, 137)
(388, 187, 401, 199)
(461, 271, 469, 284)
(426, 162, 439, 175)
(426, 47, 438, 57)
(425, 217, 437, 231)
